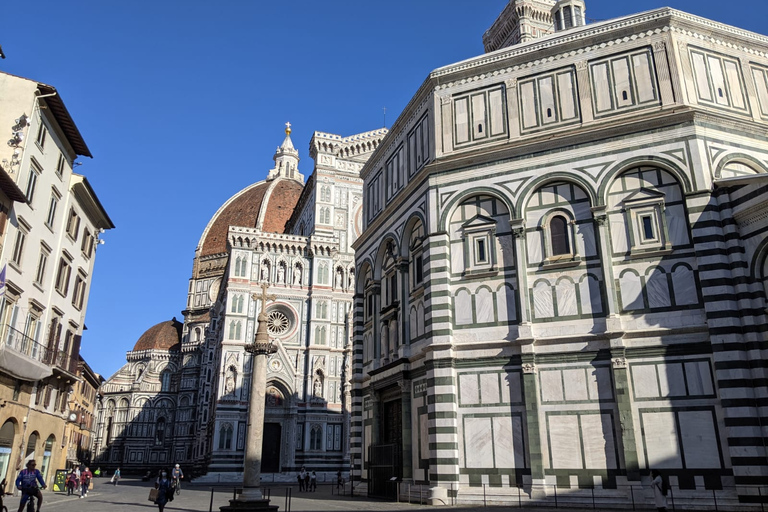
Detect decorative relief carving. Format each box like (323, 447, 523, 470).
(612, 357, 628, 369)
(593, 214, 608, 227)
(576, 60, 588, 71)
(505, 77, 518, 88)
(522, 363, 536, 374)
(653, 40, 666, 52)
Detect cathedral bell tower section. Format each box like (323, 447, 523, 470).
(483, 0, 556, 51)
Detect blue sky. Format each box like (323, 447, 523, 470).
(2, 0, 765, 379)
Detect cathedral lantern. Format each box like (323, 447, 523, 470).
(551, 0, 586, 31)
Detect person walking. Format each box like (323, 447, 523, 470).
(310, 471, 317, 492)
(66, 470, 77, 496)
(297, 471, 304, 492)
(15, 460, 45, 512)
(79, 467, 92, 498)
(303, 470, 310, 492)
(111, 467, 121, 486)
(651, 469, 668, 512)
(337, 470, 343, 490)
(154, 469, 172, 512)
(74, 466, 80, 493)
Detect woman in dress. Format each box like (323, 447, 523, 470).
(154, 469, 172, 512)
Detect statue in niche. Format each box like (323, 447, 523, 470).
(348, 269, 354, 291)
(334, 269, 343, 289)
(313, 378, 323, 398)
(225, 368, 236, 396)
(293, 265, 302, 285)
(277, 263, 286, 284)
(261, 262, 270, 282)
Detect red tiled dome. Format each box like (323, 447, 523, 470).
(199, 179, 304, 257)
(133, 318, 183, 352)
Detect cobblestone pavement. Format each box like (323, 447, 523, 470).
(19, 478, 640, 512)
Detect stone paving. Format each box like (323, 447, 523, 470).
(12, 477, 645, 512)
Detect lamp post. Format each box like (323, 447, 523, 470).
(221, 283, 278, 512)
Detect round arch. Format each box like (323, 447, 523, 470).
(714, 153, 768, 179)
(439, 187, 515, 232)
(598, 156, 692, 205)
(400, 212, 428, 258)
(516, 173, 597, 215)
(373, 235, 400, 280)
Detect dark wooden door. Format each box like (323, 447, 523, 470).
(262, 423, 281, 473)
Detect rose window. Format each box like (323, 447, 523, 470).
(267, 310, 290, 336)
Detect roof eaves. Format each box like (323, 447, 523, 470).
(37, 83, 92, 158)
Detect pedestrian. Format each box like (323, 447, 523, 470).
(651, 469, 668, 512)
(74, 466, 81, 493)
(66, 470, 78, 496)
(337, 469, 343, 489)
(304, 470, 310, 491)
(79, 466, 93, 498)
(111, 467, 121, 486)
(310, 471, 317, 491)
(155, 469, 173, 512)
(297, 471, 304, 491)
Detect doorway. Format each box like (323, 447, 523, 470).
(262, 423, 281, 473)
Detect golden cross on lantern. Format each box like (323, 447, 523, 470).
(252, 282, 276, 316)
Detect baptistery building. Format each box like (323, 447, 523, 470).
(352, 0, 768, 507)
(94, 125, 387, 479)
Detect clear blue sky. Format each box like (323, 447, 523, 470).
(2, 0, 765, 379)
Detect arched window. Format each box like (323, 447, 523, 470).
(24, 432, 38, 466)
(0, 420, 15, 485)
(218, 423, 233, 450)
(550, 215, 570, 255)
(194, 328, 201, 342)
(40, 435, 54, 482)
(310, 425, 322, 450)
(315, 326, 326, 345)
(155, 417, 166, 445)
(160, 371, 171, 392)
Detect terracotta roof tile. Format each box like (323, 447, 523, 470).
(200, 179, 304, 257)
(132, 318, 183, 352)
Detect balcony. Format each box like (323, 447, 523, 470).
(45, 348, 79, 380)
(0, 325, 53, 381)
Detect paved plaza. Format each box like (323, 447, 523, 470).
(4, 477, 639, 512)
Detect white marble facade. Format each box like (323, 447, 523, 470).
(353, 1, 768, 507)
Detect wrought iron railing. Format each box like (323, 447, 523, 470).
(1, 324, 77, 374)
(2, 324, 50, 364)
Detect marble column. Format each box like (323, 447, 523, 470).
(221, 283, 278, 512)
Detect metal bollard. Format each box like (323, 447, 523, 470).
(554, 484, 558, 509)
(670, 487, 675, 511)
(209, 487, 214, 512)
(591, 487, 595, 509)
(630, 484, 635, 511)
(713, 489, 718, 511)
(483, 483, 487, 507)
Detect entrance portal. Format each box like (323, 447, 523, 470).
(262, 423, 281, 473)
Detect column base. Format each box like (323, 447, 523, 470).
(220, 491, 278, 512)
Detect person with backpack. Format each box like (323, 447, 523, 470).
(651, 469, 668, 512)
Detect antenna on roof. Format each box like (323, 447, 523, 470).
(383, 107, 386, 128)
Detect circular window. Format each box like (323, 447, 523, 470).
(267, 310, 290, 336)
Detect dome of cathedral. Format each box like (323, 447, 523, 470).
(197, 125, 306, 257)
(132, 318, 183, 352)
(198, 178, 304, 257)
